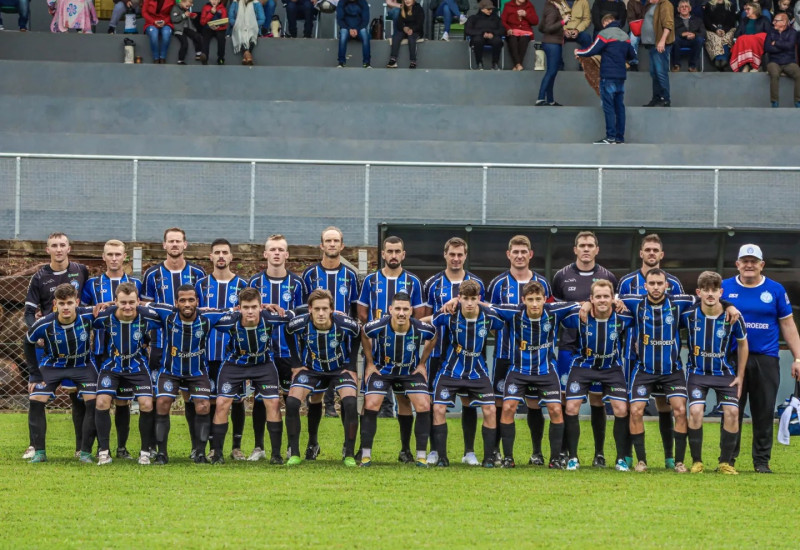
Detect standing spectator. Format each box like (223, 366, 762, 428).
(48, 0, 98, 32)
(731, 2, 770, 72)
(108, 0, 139, 34)
(536, 0, 571, 106)
(641, 0, 675, 107)
(143, 0, 176, 63)
(563, 0, 592, 48)
(286, 0, 314, 38)
(229, 0, 265, 65)
(386, 0, 425, 69)
(703, 0, 738, 71)
(591, 0, 626, 38)
(200, 0, 228, 65)
(430, 0, 469, 41)
(336, 0, 370, 68)
(764, 12, 800, 107)
(501, 0, 538, 71)
(671, 0, 705, 71)
(171, 0, 206, 64)
(465, 0, 505, 70)
(627, 0, 647, 71)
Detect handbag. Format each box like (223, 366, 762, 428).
(533, 43, 545, 70)
(629, 19, 643, 37)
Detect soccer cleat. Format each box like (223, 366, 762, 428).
(462, 452, 480, 466)
(359, 457, 373, 467)
(625, 456, 633, 469)
(634, 461, 648, 473)
(674, 462, 688, 473)
(97, 450, 112, 465)
(194, 454, 210, 464)
(189, 449, 198, 460)
(78, 451, 94, 464)
(248, 447, 266, 462)
(690, 461, 704, 474)
(269, 455, 284, 465)
(415, 459, 428, 468)
(501, 457, 515, 469)
(154, 453, 168, 465)
(529, 452, 545, 466)
(491, 449, 502, 467)
(754, 464, 772, 474)
(615, 459, 630, 472)
(148, 447, 157, 459)
(230, 448, 246, 461)
(305, 444, 320, 460)
(719, 462, 739, 475)
(138, 451, 151, 465)
(436, 457, 450, 467)
(665, 458, 676, 470)
(398, 449, 414, 464)
(286, 455, 303, 466)
(426, 450, 439, 465)
(592, 454, 606, 468)
(22, 446, 35, 459)
(481, 459, 495, 468)
(558, 452, 568, 469)
(548, 458, 563, 470)
(343, 456, 357, 467)
(566, 458, 580, 471)
(116, 447, 133, 460)
(211, 454, 225, 465)
(29, 450, 47, 463)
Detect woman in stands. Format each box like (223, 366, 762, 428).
(730, 2, 770, 72)
(386, 0, 425, 69)
(48, 0, 98, 33)
(501, 0, 539, 71)
(536, 0, 571, 106)
(229, 0, 266, 65)
(703, 0, 738, 71)
(143, 0, 176, 63)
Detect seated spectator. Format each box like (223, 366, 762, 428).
(48, 0, 98, 32)
(731, 2, 770, 72)
(143, 0, 176, 63)
(564, 0, 592, 49)
(671, 0, 705, 71)
(742, 0, 773, 22)
(627, 0, 647, 71)
(286, 0, 314, 38)
(336, 0, 370, 67)
(773, 0, 791, 17)
(465, 0, 504, 70)
(259, 0, 276, 37)
(108, 0, 140, 34)
(501, 0, 538, 71)
(200, 0, 228, 65)
(171, 0, 206, 64)
(669, 0, 703, 18)
(591, 0, 626, 38)
(385, 0, 402, 32)
(229, 0, 265, 65)
(0, 0, 30, 30)
(430, 0, 469, 41)
(703, 0, 738, 71)
(537, 0, 572, 105)
(764, 12, 800, 107)
(386, 0, 424, 69)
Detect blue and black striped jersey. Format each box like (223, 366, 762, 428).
(213, 310, 294, 367)
(357, 269, 424, 322)
(249, 271, 307, 358)
(286, 313, 360, 372)
(27, 308, 95, 369)
(432, 305, 505, 380)
(80, 274, 142, 355)
(142, 261, 206, 348)
(424, 270, 485, 358)
(302, 263, 360, 314)
(561, 311, 633, 370)
(363, 316, 436, 376)
(92, 305, 163, 373)
(487, 270, 551, 360)
(681, 306, 747, 376)
(195, 274, 249, 361)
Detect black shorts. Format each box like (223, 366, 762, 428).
(275, 356, 301, 393)
(217, 362, 280, 400)
(566, 366, 628, 403)
(31, 366, 98, 400)
(95, 353, 133, 400)
(493, 358, 512, 395)
(291, 368, 357, 394)
(502, 369, 562, 404)
(427, 356, 444, 393)
(687, 373, 740, 408)
(365, 372, 428, 396)
(433, 375, 494, 407)
(97, 370, 153, 399)
(629, 368, 687, 403)
(157, 371, 212, 401)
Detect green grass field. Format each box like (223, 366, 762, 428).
(1, 412, 799, 548)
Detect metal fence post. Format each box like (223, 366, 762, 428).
(597, 167, 603, 226)
(14, 156, 21, 239)
(131, 159, 138, 241)
(713, 168, 719, 228)
(249, 162, 256, 242)
(364, 164, 370, 245)
(482, 166, 488, 225)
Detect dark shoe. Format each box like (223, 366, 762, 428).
(592, 454, 607, 468)
(615, 139, 625, 144)
(337, 62, 345, 68)
(177, 60, 186, 65)
(107, 26, 116, 34)
(194, 454, 210, 464)
(325, 405, 338, 418)
(116, 447, 133, 460)
(534, 99, 547, 106)
(305, 443, 320, 460)
(409, 61, 417, 69)
(548, 101, 563, 106)
(643, 98, 663, 107)
(397, 449, 414, 464)
(211, 454, 225, 465)
(363, 63, 372, 69)
(491, 449, 502, 467)
(593, 138, 615, 145)
(481, 458, 495, 468)
(501, 456, 516, 468)
(549, 458, 564, 469)
(436, 457, 450, 467)
(189, 449, 198, 460)
(628, 63, 638, 71)
(217, 58, 225, 65)
(386, 59, 398, 68)
(269, 455, 284, 465)
(475, 62, 484, 70)
(661, 100, 671, 107)
(558, 452, 568, 469)
(491, 63, 500, 70)
(754, 464, 773, 474)
(529, 452, 545, 466)
(154, 453, 168, 465)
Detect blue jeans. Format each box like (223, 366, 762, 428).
(648, 44, 672, 101)
(338, 27, 370, 65)
(145, 25, 173, 61)
(671, 36, 704, 69)
(600, 78, 626, 142)
(286, 0, 314, 37)
(435, 0, 460, 33)
(538, 43, 562, 103)
(629, 32, 640, 65)
(566, 30, 592, 48)
(14, 0, 30, 29)
(261, 0, 276, 34)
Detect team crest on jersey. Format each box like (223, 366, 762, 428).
(259, 333, 268, 342)
(478, 328, 487, 338)
(507, 383, 519, 395)
(133, 331, 142, 341)
(339, 285, 348, 296)
(692, 388, 703, 399)
(543, 322, 552, 333)
(70, 280, 80, 290)
(569, 382, 581, 393)
(374, 380, 384, 389)
(330, 340, 338, 349)
(221, 382, 232, 394)
(282, 291, 292, 302)
(297, 374, 308, 384)
(229, 295, 238, 305)
(636, 385, 647, 396)
(79, 332, 88, 341)
(440, 388, 450, 399)
(665, 315, 674, 325)
(497, 380, 505, 393)
(609, 331, 618, 341)
(164, 380, 174, 392)
(760, 291, 773, 304)
(716, 328, 726, 338)
(101, 376, 112, 388)
(195, 329, 204, 338)
(406, 343, 416, 352)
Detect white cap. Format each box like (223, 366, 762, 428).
(737, 244, 763, 260)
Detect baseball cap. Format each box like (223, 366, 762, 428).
(737, 244, 763, 260)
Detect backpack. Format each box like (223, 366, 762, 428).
(370, 17, 383, 40)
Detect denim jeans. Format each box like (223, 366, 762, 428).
(671, 36, 704, 69)
(15, 0, 30, 29)
(435, 0, 460, 33)
(145, 25, 173, 61)
(261, 0, 276, 34)
(648, 44, 672, 101)
(629, 32, 640, 65)
(538, 43, 562, 103)
(286, 0, 314, 37)
(338, 27, 371, 65)
(600, 78, 626, 141)
(390, 29, 420, 61)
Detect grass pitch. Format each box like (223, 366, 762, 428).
(1, 412, 799, 549)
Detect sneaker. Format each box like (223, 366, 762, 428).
(148, 447, 157, 459)
(481, 458, 495, 468)
(415, 459, 428, 468)
(398, 449, 414, 464)
(154, 453, 168, 465)
(674, 462, 688, 473)
(501, 456, 515, 468)
(592, 454, 606, 468)
(343, 456, 357, 467)
(211, 454, 225, 465)
(217, 58, 225, 65)
(475, 62, 484, 70)
(248, 447, 266, 462)
(566, 458, 580, 471)
(548, 101, 563, 106)
(615, 458, 630, 472)
(634, 460, 648, 473)
(116, 447, 133, 460)
(22, 446, 35, 459)
(359, 457, 373, 467)
(754, 463, 772, 474)
(529, 452, 545, 466)
(138, 451, 151, 465)
(593, 138, 615, 145)
(29, 450, 47, 463)
(409, 62, 417, 69)
(436, 457, 450, 467)
(459, 14, 468, 24)
(661, 100, 671, 107)
(548, 458, 563, 469)
(690, 461, 704, 474)
(177, 60, 186, 65)
(363, 63, 372, 69)
(426, 450, 439, 465)
(462, 452, 480, 466)
(230, 448, 246, 461)
(534, 99, 547, 106)
(665, 458, 676, 470)
(643, 98, 664, 107)
(719, 462, 739, 475)
(337, 62, 345, 68)
(386, 59, 398, 68)
(491, 63, 500, 70)
(305, 443, 321, 460)
(558, 452, 568, 469)
(286, 455, 303, 466)
(269, 455, 284, 465)
(78, 451, 94, 464)
(625, 456, 633, 469)
(194, 454, 210, 464)
(106, 26, 114, 34)
(441, 32, 449, 41)
(97, 450, 112, 465)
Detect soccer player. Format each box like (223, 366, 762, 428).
(617, 233, 684, 469)
(142, 227, 206, 455)
(424, 237, 486, 466)
(209, 288, 294, 465)
(22, 232, 90, 459)
(487, 234, 551, 466)
(24, 284, 98, 463)
(284, 289, 361, 466)
(430, 280, 503, 468)
(683, 271, 748, 475)
(360, 292, 436, 467)
(563, 280, 633, 472)
(248, 234, 307, 461)
(552, 231, 617, 467)
(81, 239, 142, 460)
(357, 236, 425, 463)
(195, 239, 249, 460)
(93, 282, 163, 465)
(490, 281, 572, 469)
(721, 244, 800, 473)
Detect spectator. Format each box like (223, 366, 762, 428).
(286, 0, 314, 38)
(430, 0, 469, 41)
(671, 0, 705, 71)
(336, 0, 370, 68)
(143, 0, 176, 63)
(385, 0, 402, 32)
(591, 0, 626, 38)
(731, 2, 770, 72)
(703, 0, 738, 71)
(229, 0, 265, 65)
(627, 0, 647, 71)
(774, 0, 791, 17)
(0, 0, 30, 30)
(200, 0, 228, 65)
(744, 0, 773, 22)
(108, 0, 140, 34)
(259, 0, 276, 37)
(564, 0, 592, 49)
(501, 0, 538, 71)
(48, 0, 98, 32)
(536, 0, 571, 105)
(794, 0, 800, 32)
(171, 0, 206, 64)
(386, 0, 424, 69)
(641, 0, 675, 107)
(465, 0, 505, 70)
(764, 12, 800, 107)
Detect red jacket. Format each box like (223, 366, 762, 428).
(200, 2, 229, 31)
(501, 0, 539, 35)
(143, 0, 176, 29)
